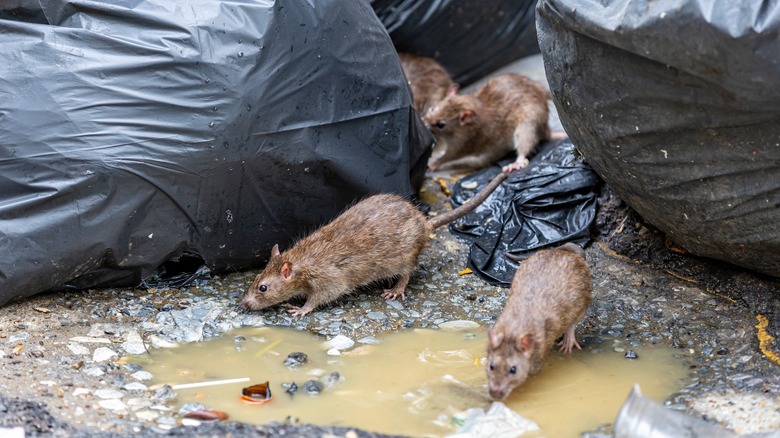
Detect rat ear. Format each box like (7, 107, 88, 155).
(446, 83, 459, 97)
(518, 334, 534, 353)
(459, 109, 475, 125)
(488, 328, 503, 349)
(271, 244, 281, 259)
(280, 262, 293, 280)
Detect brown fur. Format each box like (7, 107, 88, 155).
(486, 242, 591, 400)
(399, 53, 458, 116)
(424, 73, 549, 173)
(241, 172, 508, 316)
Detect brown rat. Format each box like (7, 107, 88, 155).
(241, 172, 508, 317)
(399, 53, 458, 116)
(486, 242, 591, 400)
(424, 73, 549, 173)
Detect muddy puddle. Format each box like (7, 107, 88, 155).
(133, 327, 689, 437)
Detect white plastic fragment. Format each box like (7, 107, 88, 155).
(448, 402, 539, 438)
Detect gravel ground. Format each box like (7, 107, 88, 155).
(1, 175, 779, 437)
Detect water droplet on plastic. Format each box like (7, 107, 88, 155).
(237, 51, 244, 58)
(212, 107, 218, 112)
(246, 104, 252, 112)
(204, 78, 210, 84)
(209, 122, 215, 128)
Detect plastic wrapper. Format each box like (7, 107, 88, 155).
(370, 0, 539, 86)
(537, 0, 780, 277)
(449, 140, 599, 286)
(0, 0, 431, 306)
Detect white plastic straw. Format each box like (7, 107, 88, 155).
(172, 377, 250, 390)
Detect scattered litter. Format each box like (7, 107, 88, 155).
(172, 377, 250, 390)
(448, 402, 539, 438)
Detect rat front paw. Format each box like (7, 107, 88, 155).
(288, 306, 310, 317)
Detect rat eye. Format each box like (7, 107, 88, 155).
(435, 121, 446, 129)
(489, 363, 494, 371)
(259, 284, 268, 293)
(509, 366, 517, 375)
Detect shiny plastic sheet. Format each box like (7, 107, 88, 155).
(537, 0, 780, 277)
(449, 141, 599, 286)
(0, 0, 431, 305)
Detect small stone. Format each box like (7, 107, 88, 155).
(121, 330, 147, 355)
(132, 371, 153, 381)
(95, 388, 124, 399)
(99, 399, 127, 412)
(284, 352, 308, 367)
(366, 312, 387, 321)
(67, 343, 90, 355)
(326, 335, 354, 350)
(357, 336, 379, 345)
(326, 348, 341, 356)
(233, 336, 246, 343)
(70, 336, 111, 344)
(9, 333, 29, 343)
(72, 388, 90, 397)
(83, 365, 105, 377)
(178, 403, 210, 415)
(135, 410, 159, 421)
(322, 372, 344, 388)
(92, 347, 118, 362)
(147, 335, 177, 349)
(123, 382, 148, 391)
(438, 320, 479, 330)
(386, 300, 404, 310)
(716, 347, 729, 355)
(282, 382, 298, 395)
(625, 350, 638, 359)
(302, 380, 324, 395)
(152, 385, 176, 402)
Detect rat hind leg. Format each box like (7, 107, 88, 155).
(381, 272, 410, 301)
(503, 120, 544, 173)
(557, 325, 582, 354)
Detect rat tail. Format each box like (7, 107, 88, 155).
(427, 171, 508, 230)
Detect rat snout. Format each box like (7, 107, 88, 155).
(240, 294, 255, 310)
(488, 383, 508, 401)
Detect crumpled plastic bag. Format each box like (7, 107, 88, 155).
(449, 140, 600, 286)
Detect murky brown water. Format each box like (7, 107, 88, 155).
(133, 327, 688, 437)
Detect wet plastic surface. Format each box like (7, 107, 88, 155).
(449, 141, 599, 286)
(370, 0, 540, 86)
(537, 0, 780, 277)
(0, 0, 431, 305)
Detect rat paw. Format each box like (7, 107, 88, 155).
(502, 158, 529, 173)
(381, 290, 406, 301)
(287, 306, 310, 317)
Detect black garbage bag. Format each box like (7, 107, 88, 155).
(0, 0, 432, 306)
(537, 0, 780, 277)
(370, 0, 540, 86)
(449, 140, 599, 286)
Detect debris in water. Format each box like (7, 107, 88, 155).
(625, 350, 638, 359)
(322, 372, 344, 388)
(183, 409, 229, 422)
(302, 380, 324, 395)
(282, 382, 298, 395)
(284, 352, 308, 367)
(241, 382, 273, 405)
(172, 377, 249, 390)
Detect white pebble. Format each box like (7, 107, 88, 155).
(72, 388, 91, 397)
(327, 348, 341, 356)
(132, 371, 153, 381)
(95, 388, 124, 399)
(92, 347, 118, 362)
(67, 343, 90, 355)
(99, 399, 127, 412)
(325, 335, 354, 350)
